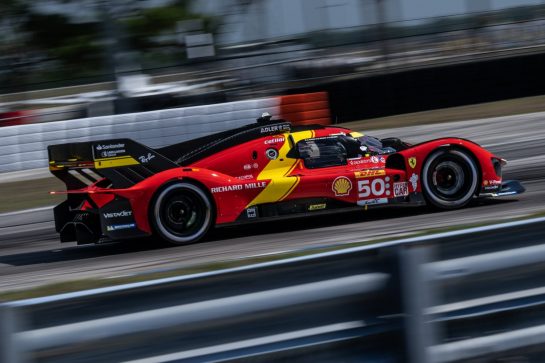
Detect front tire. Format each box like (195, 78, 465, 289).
(151, 182, 213, 245)
(421, 149, 478, 209)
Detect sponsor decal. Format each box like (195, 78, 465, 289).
(308, 135, 338, 141)
(408, 157, 417, 169)
(357, 198, 388, 206)
(103, 210, 132, 219)
(266, 148, 279, 160)
(394, 182, 409, 197)
(332, 176, 353, 197)
(354, 170, 386, 178)
(484, 180, 501, 186)
(371, 156, 379, 163)
(253, 163, 259, 169)
(95, 143, 126, 158)
(409, 173, 419, 192)
(484, 185, 500, 191)
(100, 149, 127, 158)
(243, 164, 252, 170)
(236, 174, 254, 180)
(348, 158, 371, 166)
(380, 157, 386, 163)
(211, 181, 267, 194)
(358, 177, 391, 198)
(265, 137, 284, 145)
(245, 181, 267, 189)
(260, 124, 290, 134)
(138, 153, 155, 163)
(212, 185, 243, 193)
(106, 223, 136, 232)
(96, 143, 125, 151)
(246, 207, 257, 218)
(309, 203, 327, 211)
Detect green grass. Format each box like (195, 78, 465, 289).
(0, 177, 65, 213)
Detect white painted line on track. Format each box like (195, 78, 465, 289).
(245, 250, 295, 258)
(0, 206, 54, 217)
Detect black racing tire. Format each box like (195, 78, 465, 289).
(151, 182, 213, 245)
(421, 148, 479, 210)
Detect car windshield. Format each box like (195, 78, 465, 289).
(297, 137, 347, 168)
(355, 135, 396, 155)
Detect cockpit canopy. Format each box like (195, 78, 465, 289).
(295, 134, 397, 169)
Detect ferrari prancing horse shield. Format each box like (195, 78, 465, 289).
(408, 157, 417, 169)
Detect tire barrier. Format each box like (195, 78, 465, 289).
(278, 92, 331, 126)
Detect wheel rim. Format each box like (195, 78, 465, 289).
(154, 184, 211, 244)
(432, 161, 465, 197)
(164, 197, 201, 234)
(423, 149, 478, 208)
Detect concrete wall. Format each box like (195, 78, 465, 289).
(0, 93, 330, 173)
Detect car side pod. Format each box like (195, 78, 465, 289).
(497, 180, 526, 196)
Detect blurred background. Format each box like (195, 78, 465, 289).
(1, 0, 545, 125)
(3, 3, 545, 362)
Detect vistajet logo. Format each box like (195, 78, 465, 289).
(103, 210, 132, 219)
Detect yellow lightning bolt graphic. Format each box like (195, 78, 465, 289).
(247, 130, 314, 207)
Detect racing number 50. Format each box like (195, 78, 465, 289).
(358, 178, 389, 198)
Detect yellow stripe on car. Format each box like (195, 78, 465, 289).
(247, 130, 313, 207)
(94, 156, 139, 169)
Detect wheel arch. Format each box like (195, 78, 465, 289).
(421, 145, 482, 197)
(179, 177, 217, 214)
(149, 177, 217, 215)
(419, 145, 482, 209)
(148, 177, 216, 245)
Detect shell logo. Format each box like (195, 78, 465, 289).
(332, 176, 353, 197)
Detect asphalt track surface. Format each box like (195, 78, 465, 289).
(1, 112, 545, 292)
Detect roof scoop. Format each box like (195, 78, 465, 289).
(257, 112, 272, 123)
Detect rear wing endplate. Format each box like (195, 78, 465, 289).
(48, 139, 178, 189)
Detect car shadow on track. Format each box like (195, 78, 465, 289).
(0, 198, 519, 267)
(207, 198, 519, 242)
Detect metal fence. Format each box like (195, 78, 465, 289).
(2, 216, 545, 362)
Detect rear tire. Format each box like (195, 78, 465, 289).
(421, 149, 478, 209)
(151, 182, 213, 245)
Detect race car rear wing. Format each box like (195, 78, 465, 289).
(48, 139, 177, 189)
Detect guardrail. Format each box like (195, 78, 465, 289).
(1, 216, 545, 362)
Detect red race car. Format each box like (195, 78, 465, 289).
(48, 114, 524, 245)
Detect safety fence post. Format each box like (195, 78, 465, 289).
(399, 244, 440, 363)
(0, 304, 25, 363)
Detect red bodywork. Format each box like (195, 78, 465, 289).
(48, 122, 506, 244)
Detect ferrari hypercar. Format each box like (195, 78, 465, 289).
(48, 114, 525, 245)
